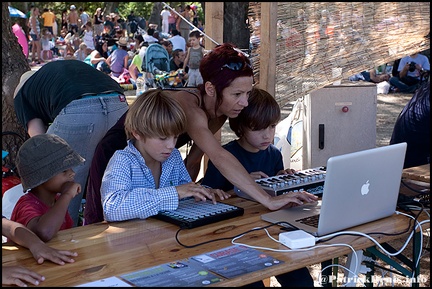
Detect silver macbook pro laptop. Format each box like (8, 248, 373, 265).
(261, 142, 407, 237)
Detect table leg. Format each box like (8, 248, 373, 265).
(343, 250, 366, 286)
(365, 232, 423, 287)
(321, 259, 334, 287)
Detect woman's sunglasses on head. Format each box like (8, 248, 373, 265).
(221, 62, 253, 71)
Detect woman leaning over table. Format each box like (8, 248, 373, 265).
(83, 43, 317, 225)
(169, 43, 318, 210)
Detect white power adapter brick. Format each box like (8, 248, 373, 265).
(279, 230, 316, 249)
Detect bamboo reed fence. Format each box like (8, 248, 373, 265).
(248, 2, 430, 107)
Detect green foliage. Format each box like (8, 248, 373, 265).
(8, 2, 198, 23)
(117, 2, 154, 20)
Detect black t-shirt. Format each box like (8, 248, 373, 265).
(94, 14, 103, 25)
(14, 60, 124, 130)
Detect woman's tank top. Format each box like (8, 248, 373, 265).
(30, 16, 41, 35)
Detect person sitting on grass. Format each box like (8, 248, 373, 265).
(389, 52, 430, 93)
(349, 67, 391, 83)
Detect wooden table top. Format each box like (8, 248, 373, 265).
(3, 199, 429, 287)
(402, 164, 430, 183)
(3, 165, 429, 287)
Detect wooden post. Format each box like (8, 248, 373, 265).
(256, 2, 278, 96)
(204, 2, 224, 50)
(199, 2, 224, 180)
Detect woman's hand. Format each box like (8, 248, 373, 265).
(276, 168, 296, 175)
(249, 171, 268, 180)
(268, 190, 319, 210)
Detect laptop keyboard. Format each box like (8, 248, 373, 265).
(296, 214, 320, 228)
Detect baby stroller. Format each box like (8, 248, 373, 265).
(142, 43, 184, 89)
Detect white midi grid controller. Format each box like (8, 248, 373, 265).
(153, 197, 244, 229)
(234, 166, 327, 201)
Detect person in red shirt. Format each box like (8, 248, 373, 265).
(11, 134, 84, 242)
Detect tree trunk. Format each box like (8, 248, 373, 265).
(2, 2, 29, 138)
(223, 2, 250, 50)
(103, 2, 119, 16)
(148, 2, 163, 30)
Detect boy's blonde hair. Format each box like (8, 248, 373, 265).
(125, 89, 187, 140)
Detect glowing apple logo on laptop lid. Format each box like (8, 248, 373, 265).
(361, 180, 370, 195)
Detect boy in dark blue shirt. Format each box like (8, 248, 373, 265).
(201, 87, 315, 287)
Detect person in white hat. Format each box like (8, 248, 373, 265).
(67, 4, 79, 32)
(13, 60, 129, 227)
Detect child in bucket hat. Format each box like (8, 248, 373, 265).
(11, 134, 85, 242)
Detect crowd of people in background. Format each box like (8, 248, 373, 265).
(18, 3, 205, 89)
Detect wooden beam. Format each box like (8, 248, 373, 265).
(257, 2, 278, 96)
(200, 2, 225, 180)
(204, 2, 224, 49)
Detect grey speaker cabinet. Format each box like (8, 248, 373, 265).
(303, 83, 377, 169)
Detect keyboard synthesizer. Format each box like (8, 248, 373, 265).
(153, 197, 244, 229)
(234, 166, 327, 201)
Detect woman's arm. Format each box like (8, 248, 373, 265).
(90, 51, 106, 64)
(175, 91, 318, 211)
(188, 121, 274, 206)
(3, 217, 47, 252)
(175, 92, 273, 206)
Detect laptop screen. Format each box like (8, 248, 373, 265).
(261, 142, 407, 236)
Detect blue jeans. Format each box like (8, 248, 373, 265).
(389, 76, 419, 93)
(47, 96, 129, 226)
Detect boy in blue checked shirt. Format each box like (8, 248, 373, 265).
(101, 89, 230, 222)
